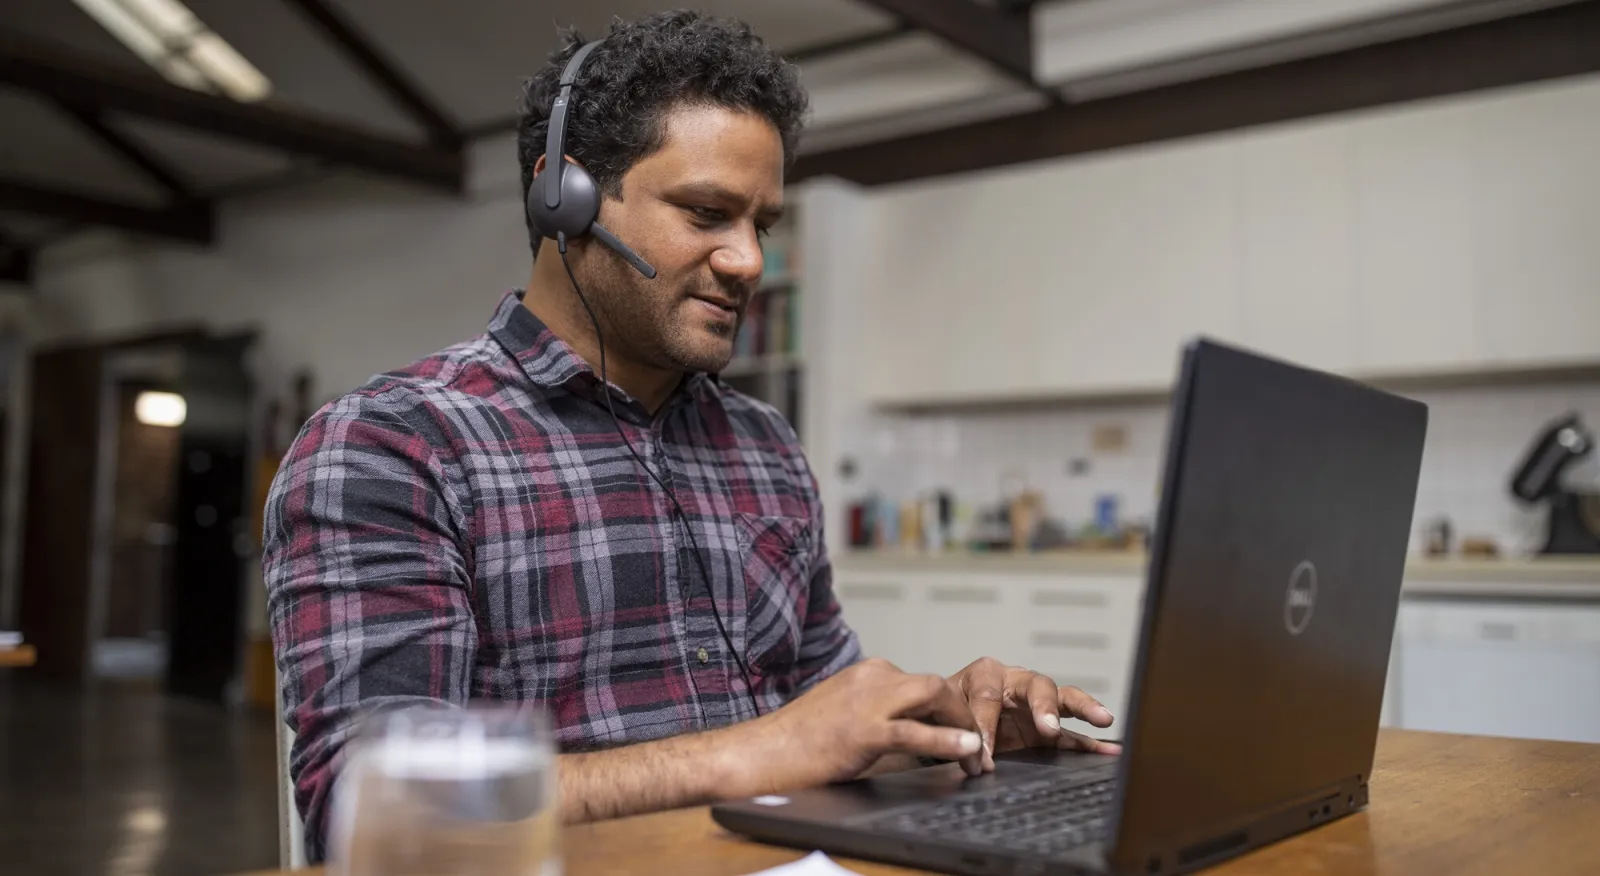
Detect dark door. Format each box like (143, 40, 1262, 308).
(165, 334, 254, 702)
(19, 346, 103, 680)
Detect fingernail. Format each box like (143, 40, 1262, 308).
(1096, 706, 1113, 723)
(1041, 713, 1060, 731)
(957, 732, 982, 755)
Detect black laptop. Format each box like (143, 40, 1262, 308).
(713, 338, 1428, 875)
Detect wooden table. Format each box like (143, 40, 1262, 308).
(0, 644, 35, 668)
(240, 729, 1600, 875)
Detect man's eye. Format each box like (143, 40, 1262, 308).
(688, 206, 724, 222)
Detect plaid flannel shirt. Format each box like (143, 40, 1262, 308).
(263, 290, 861, 861)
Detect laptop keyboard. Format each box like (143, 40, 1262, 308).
(868, 775, 1116, 858)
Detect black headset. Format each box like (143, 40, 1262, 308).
(525, 39, 657, 280)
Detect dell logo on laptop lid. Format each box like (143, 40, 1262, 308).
(1285, 561, 1318, 635)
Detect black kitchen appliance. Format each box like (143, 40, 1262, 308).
(1510, 412, 1600, 555)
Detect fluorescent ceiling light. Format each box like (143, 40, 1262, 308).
(73, 0, 168, 63)
(71, 0, 272, 102)
(121, 0, 201, 39)
(185, 32, 272, 102)
(135, 391, 187, 428)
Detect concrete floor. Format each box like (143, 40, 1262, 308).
(0, 676, 281, 876)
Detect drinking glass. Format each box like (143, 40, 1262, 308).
(328, 703, 559, 876)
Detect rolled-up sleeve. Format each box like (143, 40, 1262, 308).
(262, 391, 474, 862)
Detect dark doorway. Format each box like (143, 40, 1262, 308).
(17, 330, 256, 702)
(91, 346, 187, 681)
(165, 333, 255, 703)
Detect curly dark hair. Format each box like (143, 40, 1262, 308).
(516, 10, 808, 255)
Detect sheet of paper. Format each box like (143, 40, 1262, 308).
(744, 850, 863, 876)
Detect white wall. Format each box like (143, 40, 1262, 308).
(851, 381, 1600, 559)
(37, 134, 534, 405)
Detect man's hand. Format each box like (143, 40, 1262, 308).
(720, 657, 988, 797)
(949, 657, 1123, 770)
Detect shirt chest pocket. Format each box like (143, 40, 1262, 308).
(734, 512, 813, 677)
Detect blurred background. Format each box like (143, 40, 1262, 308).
(1, 0, 1598, 873)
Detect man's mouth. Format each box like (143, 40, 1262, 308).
(691, 294, 742, 319)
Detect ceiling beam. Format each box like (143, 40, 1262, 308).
(279, 0, 462, 147)
(797, 0, 1600, 186)
(0, 31, 463, 193)
(53, 101, 195, 200)
(784, 22, 917, 64)
(0, 177, 214, 244)
(0, 231, 34, 286)
(854, 0, 1034, 84)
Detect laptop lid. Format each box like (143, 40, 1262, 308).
(1107, 339, 1427, 874)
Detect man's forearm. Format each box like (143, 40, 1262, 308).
(557, 723, 748, 823)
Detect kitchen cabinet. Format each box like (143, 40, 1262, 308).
(1469, 80, 1600, 370)
(1235, 120, 1360, 375)
(865, 138, 1241, 404)
(1351, 100, 1481, 375)
(1391, 597, 1600, 744)
(1021, 577, 1144, 738)
(834, 566, 1145, 738)
(1030, 141, 1242, 396)
(863, 166, 1040, 404)
(835, 558, 1600, 747)
(919, 577, 1026, 675)
(834, 576, 921, 671)
(850, 77, 1600, 408)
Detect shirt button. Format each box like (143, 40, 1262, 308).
(696, 647, 710, 664)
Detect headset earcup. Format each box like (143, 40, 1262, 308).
(526, 159, 602, 241)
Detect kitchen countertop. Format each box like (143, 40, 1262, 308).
(837, 549, 1600, 594)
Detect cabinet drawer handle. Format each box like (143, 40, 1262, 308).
(1478, 621, 1517, 641)
(930, 587, 1000, 604)
(1032, 591, 1109, 608)
(1031, 631, 1110, 651)
(840, 584, 903, 601)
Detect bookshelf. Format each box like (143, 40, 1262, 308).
(722, 208, 805, 435)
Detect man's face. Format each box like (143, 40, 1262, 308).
(576, 104, 784, 375)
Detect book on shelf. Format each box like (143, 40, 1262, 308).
(732, 285, 801, 361)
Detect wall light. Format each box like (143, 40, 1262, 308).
(135, 391, 187, 428)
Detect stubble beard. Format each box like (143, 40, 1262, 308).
(581, 250, 740, 376)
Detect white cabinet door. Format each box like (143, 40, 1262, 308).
(865, 135, 1242, 404)
(1351, 100, 1481, 375)
(1395, 598, 1600, 743)
(1469, 80, 1600, 368)
(917, 576, 1025, 677)
(1235, 119, 1360, 374)
(1032, 140, 1243, 394)
(863, 170, 1039, 403)
(1021, 576, 1144, 738)
(835, 574, 922, 670)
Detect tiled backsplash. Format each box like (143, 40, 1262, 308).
(851, 382, 1600, 557)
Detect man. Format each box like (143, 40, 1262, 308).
(264, 11, 1117, 862)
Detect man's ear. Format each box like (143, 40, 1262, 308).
(531, 153, 583, 179)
